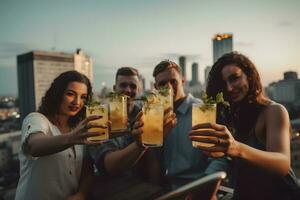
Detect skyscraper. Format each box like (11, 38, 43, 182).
(204, 65, 212, 88)
(179, 56, 186, 79)
(265, 71, 300, 104)
(139, 74, 146, 92)
(191, 62, 199, 85)
(17, 49, 93, 119)
(213, 33, 233, 63)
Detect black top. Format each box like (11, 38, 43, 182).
(231, 104, 300, 200)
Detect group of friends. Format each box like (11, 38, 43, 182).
(14, 52, 300, 200)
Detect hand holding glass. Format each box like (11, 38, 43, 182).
(192, 103, 217, 147)
(109, 96, 128, 132)
(141, 102, 164, 147)
(85, 104, 109, 141)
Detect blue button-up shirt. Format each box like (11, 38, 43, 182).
(163, 94, 229, 189)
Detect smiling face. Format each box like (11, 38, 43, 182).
(59, 81, 88, 117)
(221, 64, 249, 103)
(114, 75, 140, 101)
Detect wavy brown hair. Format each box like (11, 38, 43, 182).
(207, 52, 270, 141)
(38, 70, 92, 127)
(207, 51, 267, 104)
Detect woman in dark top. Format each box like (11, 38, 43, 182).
(189, 52, 300, 199)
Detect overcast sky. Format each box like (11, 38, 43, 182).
(1, 0, 300, 96)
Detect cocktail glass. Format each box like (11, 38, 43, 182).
(108, 96, 128, 133)
(192, 103, 216, 147)
(85, 104, 109, 141)
(142, 102, 164, 147)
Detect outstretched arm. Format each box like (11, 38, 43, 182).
(26, 115, 104, 157)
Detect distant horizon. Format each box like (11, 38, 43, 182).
(1, 0, 300, 96)
(0, 57, 297, 98)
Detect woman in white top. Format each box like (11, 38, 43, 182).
(15, 70, 104, 200)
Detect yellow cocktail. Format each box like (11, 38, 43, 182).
(142, 103, 164, 147)
(109, 96, 128, 132)
(192, 103, 216, 147)
(85, 104, 109, 141)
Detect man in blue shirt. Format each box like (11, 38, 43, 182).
(133, 60, 229, 190)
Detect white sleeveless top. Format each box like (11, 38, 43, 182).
(15, 112, 83, 200)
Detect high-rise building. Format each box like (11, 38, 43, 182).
(74, 49, 93, 82)
(265, 71, 300, 104)
(213, 33, 233, 63)
(265, 71, 300, 118)
(191, 62, 199, 85)
(179, 56, 186, 79)
(139, 74, 146, 92)
(204, 65, 212, 88)
(17, 49, 92, 119)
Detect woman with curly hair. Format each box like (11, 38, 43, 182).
(189, 52, 300, 200)
(15, 70, 104, 200)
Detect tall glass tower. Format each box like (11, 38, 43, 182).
(179, 56, 186, 79)
(213, 33, 233, 63)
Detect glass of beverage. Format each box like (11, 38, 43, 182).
(192, 103, 217, 147)
(85, 103, 109, 141)
(158, 87, 173, 110)
(142, 102, 164, 147)
(108, 95, 128, 133)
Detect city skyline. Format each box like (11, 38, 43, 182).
(1, 0, 300, 96)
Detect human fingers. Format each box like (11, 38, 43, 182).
(164, 107, 173, 115)
(133, 119, 144, 129)
(194, 144, 227, 153)
(164, 117, 177, 130)
(85, 131, 106, 138)
(135, 111, 143, 121)
(163, 112, 176, 123)
(86, 122, 108, 129)
(189, 129, 229, 139)
(189, 136, 229, 147)
(79, 116, 102, 128)
(131, 127, 143, 137)
(191, 123, 226, 131)
(86, 115, 102, 122)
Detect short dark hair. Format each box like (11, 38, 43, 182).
(115, 67, 139, 82)
(38, 70, 92, 127)
(153, 60, 182, 77)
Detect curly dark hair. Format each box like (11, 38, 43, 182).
(207, 51, 266, 104)
(38, 70, 92, 127)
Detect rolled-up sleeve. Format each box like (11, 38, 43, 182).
(21, 112, 49, 158)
